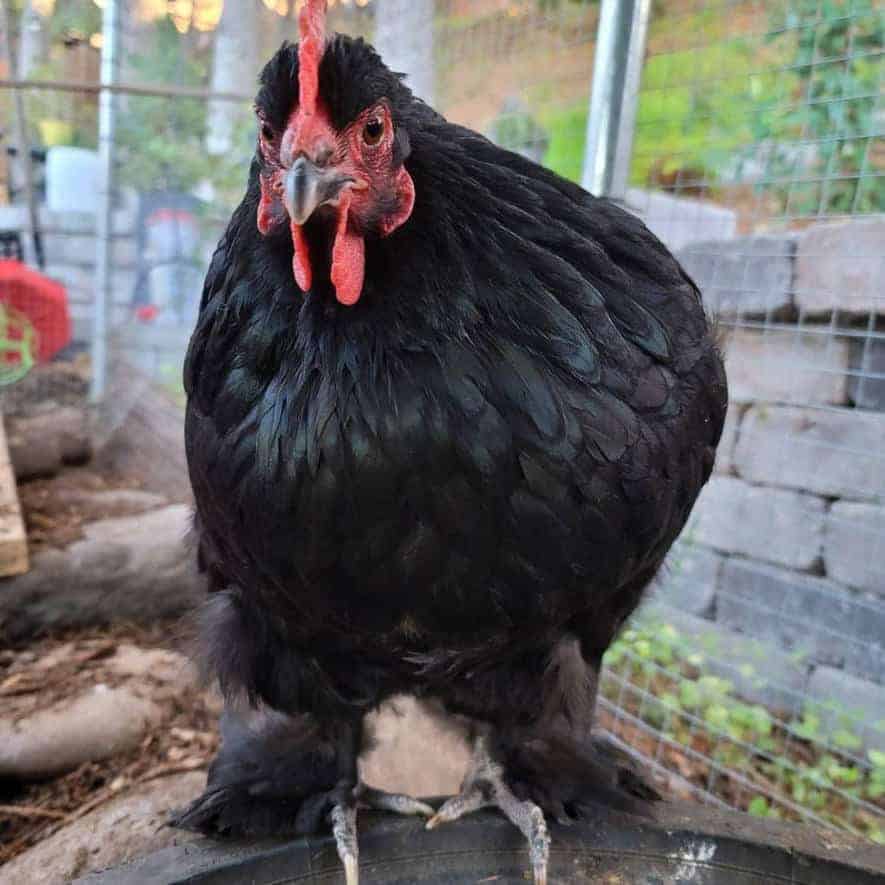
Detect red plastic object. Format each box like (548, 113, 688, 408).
(0, 259, 72, 363)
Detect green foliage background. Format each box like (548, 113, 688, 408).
(540, 0, 883, 218)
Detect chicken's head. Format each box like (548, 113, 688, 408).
(254, 0, 415, 306)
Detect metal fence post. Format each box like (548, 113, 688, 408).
(90, 0, 119, 402)
(582, 0, 652, 200)
(0, 0, 39, 267)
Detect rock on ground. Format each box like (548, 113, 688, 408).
(0, 773, 204, 885)
(0, 505, 204, 644)
(6, 407, 93, 481)
(50, 488, 169, 521)
(0, 686, 163, 780)
(107, 645, 198, 686)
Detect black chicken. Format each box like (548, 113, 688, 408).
(174, 2, 727, 882)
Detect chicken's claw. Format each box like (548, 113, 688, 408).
(426, 736, 550, 885)
(331, 799, 359, 885)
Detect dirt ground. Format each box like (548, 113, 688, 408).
(18, 466, 153, 552)
(0, 353, 90, 417)
(0, 361, 211, 866)
(0, 622, 219, 867)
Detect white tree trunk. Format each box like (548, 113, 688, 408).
(373, 0, 434, 105)
(206, 0, 260, 156)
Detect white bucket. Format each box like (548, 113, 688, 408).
(45, 146, 100, 213)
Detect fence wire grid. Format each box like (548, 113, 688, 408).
(0, 0, 883, 846)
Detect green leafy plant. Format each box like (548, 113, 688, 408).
(111, 16, 254, 210)
(115, 18, 212, 193)
(602, 618, 884, 843)
(539, 35, 788, 191)
(764, 0, 884, 215)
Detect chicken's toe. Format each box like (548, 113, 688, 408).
(358, 785, 435, 818)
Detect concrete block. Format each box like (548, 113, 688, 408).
(111, 269, 137, 304)
(825, 502, 885, 598)
(625, 188, 737, 252)
(0, 206, 133, 237)
(38, 208, 95, 234)
(640, 603, 809, 715)
(848, 336, 885, 412)
(42, 233, 95, 267)
(721, 327, 850, 406)
(677, 236, 794, 317)
(41, 233, 136, 269)
(686, 476, 824, 572)
(68, 302, 132, 345)
(713, 405, 740, 475)
(0, 205, 28, 231)
(69, 305, 92, 344)
(44, 264, 92, 296)
(795, 219, 885, 316)
(654, 542, 722, 617)
(44, 264, 136, 305)
(717, 559, 885, 682)
(110, 235, 138, 267)
(806, 666, 885, 752)
(734, 405, 885, 503)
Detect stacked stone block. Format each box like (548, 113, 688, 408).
(648, 218, 885, 746)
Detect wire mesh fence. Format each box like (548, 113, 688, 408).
(0, 0, 882, 845)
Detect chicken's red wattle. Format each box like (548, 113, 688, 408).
(330, 192, 365, 306)
(290, 193, 365, 306)
(291, 222, 312, 293)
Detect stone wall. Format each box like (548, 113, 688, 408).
(648, 217, 885, 745)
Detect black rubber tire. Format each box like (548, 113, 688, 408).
(77, 803, 885, 884)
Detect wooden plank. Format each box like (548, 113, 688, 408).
(0, 416, 29, 577)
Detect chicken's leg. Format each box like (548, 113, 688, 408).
(328, 725, 436, 885)
(171, 706, 433, 885)
(331, 783, 435, 885)
(426, 734, 550, 885)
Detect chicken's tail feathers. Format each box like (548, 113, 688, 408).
(170, 706, 342, 838)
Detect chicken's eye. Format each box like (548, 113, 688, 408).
(362, 117, 384, 147)
(260, 123, 275, 142)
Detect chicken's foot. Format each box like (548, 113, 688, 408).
(426, 735, 550, 885)
(331, 782, 435, 885)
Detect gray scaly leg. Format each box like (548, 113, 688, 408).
(426, 735, 550, 885)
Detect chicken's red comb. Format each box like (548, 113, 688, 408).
(298, 0, 326, 117)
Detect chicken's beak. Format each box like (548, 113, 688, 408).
(283, 156, 353, 226)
